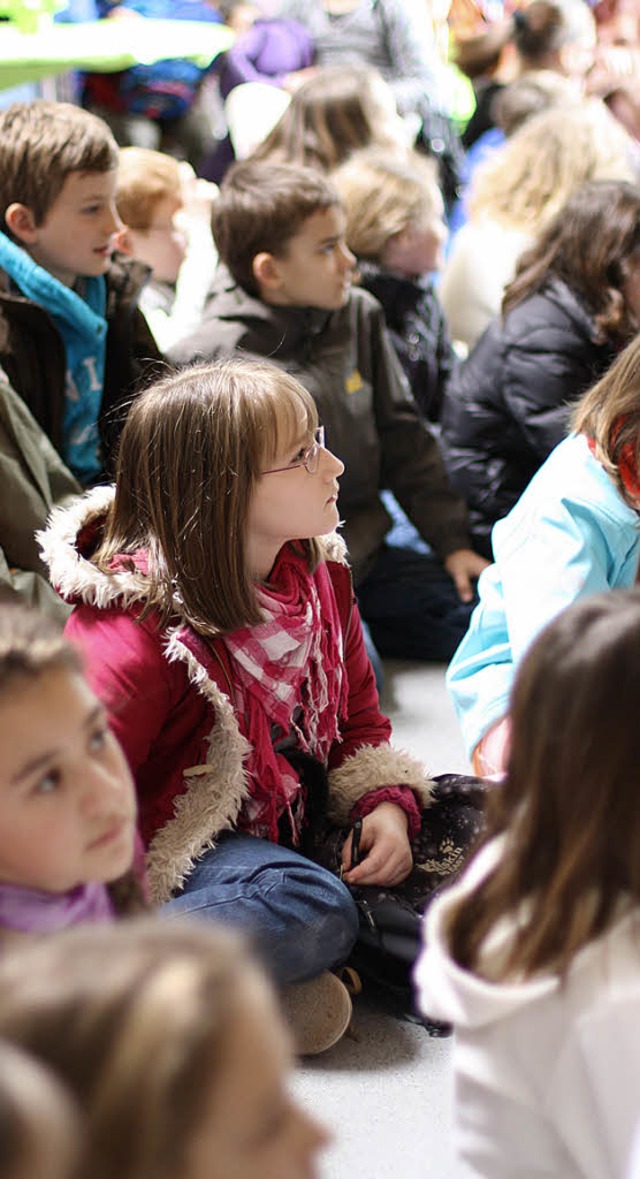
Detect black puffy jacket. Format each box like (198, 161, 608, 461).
(440, 277, 618, 557)
(357, 262, 454, 423)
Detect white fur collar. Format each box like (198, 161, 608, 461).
(38, 484, 349, 612)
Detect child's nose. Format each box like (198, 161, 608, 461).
(339, 240, 356, 269)
(323, 445, 344, 478)
(106, 204, 124, 236)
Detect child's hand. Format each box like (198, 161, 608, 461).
(341, 803, 413, 887)
(444, 548, 490, 603)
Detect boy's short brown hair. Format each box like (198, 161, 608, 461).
(116, 147, 182, 231)
(0, 100, 118, 233)
(212, 160, 340, 296)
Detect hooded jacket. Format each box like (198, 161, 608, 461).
(416, 838, 640, 1179)
(40, 486, 433, 903)
(168, 269, 470, 584)
(0, 253, 163, 482)
(440, 278, 618, 557)
(356, 261, 454, 424)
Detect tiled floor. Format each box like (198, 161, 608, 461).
(294, 661, 470, 1179)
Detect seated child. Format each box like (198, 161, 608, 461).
(0, 100, 162, 488)
(447, 330, 640, 777)
(418, 588, 640, 1179)
(0, 919, 328, 1178)
(0, 602, 144, 948)
(40, 358, 430, 987)
(0, 1042, 80, 1179)
(332, 147, 453, 424)
(167, 161, 488, 663)
(115, 148, 219, 352)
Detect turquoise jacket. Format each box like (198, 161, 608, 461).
(447, 433, 640, 756)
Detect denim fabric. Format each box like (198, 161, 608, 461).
(357, 542, 477, 663)
(163, 833, 359, 985)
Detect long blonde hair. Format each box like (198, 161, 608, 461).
(469, 101, 634, 234)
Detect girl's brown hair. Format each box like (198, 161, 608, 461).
(447, 588, 640, 981)
(0, 919, 268, 1179)
(502, 180, 640, 343)
(251, 65, 402, 174)
(95, 359, 320, 635)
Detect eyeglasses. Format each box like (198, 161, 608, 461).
(262, 427, 326, 475)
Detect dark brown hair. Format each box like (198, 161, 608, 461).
(0, 100, 118, 233)
(0, 919, 269, 1179)
(502, 180, 640, 343)
(213, 159, 339, 295)
(446, 588, 640, 980)
(95, 359, 320, 634)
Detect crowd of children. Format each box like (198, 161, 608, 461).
(0, 0, 640, 1174)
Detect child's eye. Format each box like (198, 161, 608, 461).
(89, 725, 109, 752)
(292, 447, 308, 464)
(82, 204, 101, 215)
(33, 770, 60, 795)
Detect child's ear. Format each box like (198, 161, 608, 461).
(253, 251, 282, 295)
(5, 203, 38, 245)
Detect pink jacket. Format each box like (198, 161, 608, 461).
(41, 487, 432, 902)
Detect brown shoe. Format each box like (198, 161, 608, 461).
(280, 970, 353, 1056)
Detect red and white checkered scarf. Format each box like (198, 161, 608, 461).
(224, 544, 348, 843)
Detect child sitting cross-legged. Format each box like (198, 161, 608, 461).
(0, 602, 145, 949)
(39, 357, 486, 1051)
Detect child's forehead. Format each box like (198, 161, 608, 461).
(51, 167, 117, 206)
(285, 204, 346, 249)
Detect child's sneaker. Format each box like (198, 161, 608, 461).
(281, 970, 353, 1056)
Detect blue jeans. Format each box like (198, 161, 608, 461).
(164, 833, 359, 985)
(357, 543, 477, 663)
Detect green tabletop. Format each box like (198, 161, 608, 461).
(0, 18, 235, 90)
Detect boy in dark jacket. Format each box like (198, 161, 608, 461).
(0, 100, 163, 488)
(168, 160, 487, 662)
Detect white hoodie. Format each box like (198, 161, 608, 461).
(415, 839, 640, 1179)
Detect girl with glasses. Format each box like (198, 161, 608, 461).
(40, 356, 432, 1053)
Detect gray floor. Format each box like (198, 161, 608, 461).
(294, 661, 470, 1179)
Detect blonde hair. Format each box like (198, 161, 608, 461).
(332, 148, 440, 261)
(94, 358, 321, 635)
(0, 919, 270, 1179)
(469, 101, 634, 233)
(115, 148, 182, 231)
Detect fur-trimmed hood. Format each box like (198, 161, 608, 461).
(39, 483, 349, 618)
